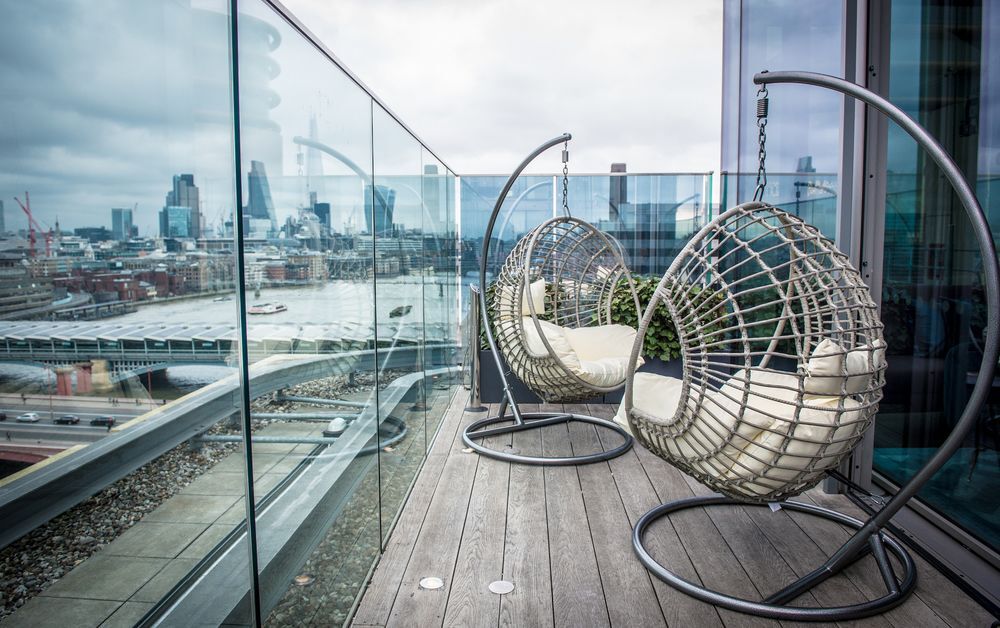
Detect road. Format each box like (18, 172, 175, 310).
(0, 402, 148, 445)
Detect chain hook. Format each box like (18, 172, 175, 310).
(753, 79, 769, 202)
(561, 140, 572, 217)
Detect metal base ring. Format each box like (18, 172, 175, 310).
(633, 495, 917, 621)
(462, 412, 633, 465)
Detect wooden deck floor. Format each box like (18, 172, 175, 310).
(352, 392, 996, 628)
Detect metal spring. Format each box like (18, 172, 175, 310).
(757, 97, 769, 118)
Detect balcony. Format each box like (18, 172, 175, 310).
(1, 0, 998, 626)
(353, 393, 996, 627)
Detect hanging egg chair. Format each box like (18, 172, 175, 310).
(619, 200, 885, 501)
(464, 133, 643, 465)
(621, 71, 1000, 623)
(490, 214, 642, 403)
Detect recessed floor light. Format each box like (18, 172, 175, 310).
(419, 576, 444, 590)
(488, 580, 514, 595)
(293, 574, 315, 587)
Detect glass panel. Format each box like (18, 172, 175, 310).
(719, 0, 844, 239)
(422, 151, 460, 448)
(0, 1, 248, 625)
(372, 106, 427, 542)
(235, 2, 381, 624)
(873, 0, 1000, 553)
(568, 174, 712, 275)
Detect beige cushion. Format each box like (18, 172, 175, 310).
(522, 318, 579, 370)
(618, 368, 866, 492)
(496, 278, 546, 317)
(524, 319, 642, 388)
(614, 372, 685, 435)
(522, 278, 546, 316)
(804, 338, 886, 395)
(563, 324, 640, 362)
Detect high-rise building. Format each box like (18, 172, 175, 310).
(245, 160, 277, 235)
(0, 199, 5, 234)
(609, 163, 627, 224)
(159, 206, 193, 238)
(364, 185, 395, 236)
(164, 174, 202, 237)
(111, 207, 133, 241)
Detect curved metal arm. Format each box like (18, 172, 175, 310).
(754, 70, 1000, 572)
(479, 133, 571, 424)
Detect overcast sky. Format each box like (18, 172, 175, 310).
(0, 0, 722, 236)
(283, 0, 722, 175)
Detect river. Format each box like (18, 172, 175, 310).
(0, 276, 461, 399)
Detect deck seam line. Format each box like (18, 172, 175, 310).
(440, 407, 485, 625)
(592, 417, 670, 627)
(496, 421, 513, 628)
(565, 417, 613, 627)
(634, 447, 726, 625)
(379, 392, 470, 624)
(793, 492, 953, 628)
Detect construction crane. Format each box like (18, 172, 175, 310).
(13, 192, 53, 257)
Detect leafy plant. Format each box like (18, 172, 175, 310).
(607, 276, 728, 361)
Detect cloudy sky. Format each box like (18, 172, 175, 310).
(281, 0, 723, 175)
(0, 0, 722, 237)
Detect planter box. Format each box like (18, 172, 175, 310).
(477, 348, 682, 405)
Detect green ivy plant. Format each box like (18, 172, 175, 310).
(607, 276, 728, 362)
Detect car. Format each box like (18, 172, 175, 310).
(55, 415, 80, 425)
(16, 412, 40, 423)
(90, 415, 115, 427)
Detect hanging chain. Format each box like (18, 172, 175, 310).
(561, 140, 571, 217)
(753, 82, 769, 202)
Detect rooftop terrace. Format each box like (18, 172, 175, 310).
(353, 392, 996, 627)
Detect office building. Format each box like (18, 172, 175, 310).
(111, 207, 133, 241)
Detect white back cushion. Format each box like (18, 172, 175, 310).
(804, 338, 886, 395)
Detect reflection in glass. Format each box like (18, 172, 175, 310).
(0, 1, 249, 625)
(873, 0, 999, 553)
(234, 1, 382, 625)
(371, 105, 429, 543)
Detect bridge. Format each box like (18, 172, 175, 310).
(0, 320, 453, 386)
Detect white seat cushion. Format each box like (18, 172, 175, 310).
(618, 368, 866, 493)
(496, 278, 547, 317)
(563, 324, 641, 362)
(523, 319, 642, 388)
(522, 318, 579, 370)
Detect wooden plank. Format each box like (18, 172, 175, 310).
(784, 491, 946, 628)
(801, 490, 994, 628)
(443, 405, 510, 627)
(633, 443, 780, 628)
(541, 403, 611, 628)
(590, 403, 725, 628)
(565, 403, 667, 627)
(740, 503, 892, 628)
(353, 390, 470, 626)
(676, 473, 822, 628)
(499, 414, 554, 627)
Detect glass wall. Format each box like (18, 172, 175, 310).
(459, 173, 714, 289)
(0, 1, 250, 626)
(0, 1, 461, 626)
(872, 0, 1000, 554)
(720, 0, 845, 241)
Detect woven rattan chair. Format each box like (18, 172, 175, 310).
(490, 215, 642, 403)
(620, 201, 885, 502)
(619, 70, 1000, 622)
(463, 134, 641, 465)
